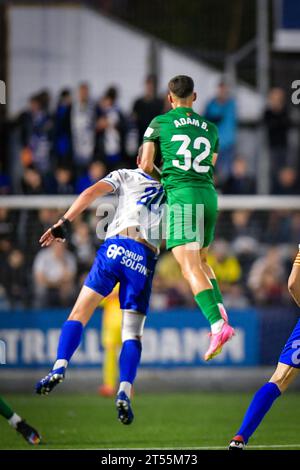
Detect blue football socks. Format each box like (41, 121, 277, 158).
(56, 320, 83, 364)
(119, 339, 142, 384)
(236, 382, 281, 443)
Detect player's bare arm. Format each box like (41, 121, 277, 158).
(288, 250, 300, 307)
(140, 141, 156, 174)
(39, 181, 114, 247)
(137, 143, 161, 181)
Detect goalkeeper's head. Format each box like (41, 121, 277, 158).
(168, 75, 196, 108)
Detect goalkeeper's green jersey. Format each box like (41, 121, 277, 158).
(143, 106, 219, 191)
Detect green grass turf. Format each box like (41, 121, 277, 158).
(0, 392, 300, 450)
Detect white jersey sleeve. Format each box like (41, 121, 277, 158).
(102, 170, 123, 193)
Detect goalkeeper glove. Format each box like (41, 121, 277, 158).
(50, 217, 72, 241)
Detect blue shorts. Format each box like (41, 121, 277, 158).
(279, 319, 300, 368)
(84, 236, 157, 314)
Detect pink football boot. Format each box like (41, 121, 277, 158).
(218, 303, 228, 322)
(204, 305, 235, 361)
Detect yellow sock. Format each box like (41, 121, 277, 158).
(103, 347, 118, 389)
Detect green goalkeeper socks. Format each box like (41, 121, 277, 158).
(0, 396, 14, 420)
(194, 288, 222, 326)
(210, 278, 223, 304)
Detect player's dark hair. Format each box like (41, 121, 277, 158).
(168, 75, 194, 98)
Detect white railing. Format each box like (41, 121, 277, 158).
(1, 195, 300, 210)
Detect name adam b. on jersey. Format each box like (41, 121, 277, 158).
(144, 115, 203, 137)
(143, 107, 219, 190)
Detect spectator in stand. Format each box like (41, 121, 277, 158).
(248, 246, 288, 305)
(229, 210, 260, 283)
(36, 209, 60, 237)
(33, 242, 77, 307)
(20, 209, 60, 261)
(95, 86, 126, 169)
(71, 222, 95, 273)
(38, 89, 51, 114)
(273, 167, 299, 195)
(45, 165, 74, 194)
(0, 286, 9, 310)
(207, 240, 241, 294)
(18, 93, 53, 175)
(152, 251, 193, 309)
(222, 156, 255, 194)
(290, 213, 300, 245)
(0, 209, 16, 282)
(75, 161, 107, 193)
(230, 210, 261, 242)
(132, 74, 164, 144)
(53, 89, 73, 165)
(0, 210, 19, 306)
(71, 83, 95, 171)
(263, 211, 300, 246)
(223, 284, 249, 309)
(263, 210, 292, 245)
(0, 208, 16, 246)
(21, 166, 44, 194)
(204, 81, 237, 183)
(0, 163, 11, 195)
(264, 88, 291, 186)
(3, 249, 29, 308)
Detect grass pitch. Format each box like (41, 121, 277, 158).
(0, 392, 300, 450)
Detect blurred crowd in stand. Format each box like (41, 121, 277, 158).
(0, 205, 298, 310)
(1, 76, 299, 196)
(0, 76, 299, 310)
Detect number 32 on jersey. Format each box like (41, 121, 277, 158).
(171, 134, 211, 173)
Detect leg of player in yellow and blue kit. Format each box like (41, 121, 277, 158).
(229, 361, 299, 450)
(101, 347, 119, 395)
(229, 253, 300, 450)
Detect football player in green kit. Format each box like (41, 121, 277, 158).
(0, 395, 41, 444)
(141, 75, 235, 361)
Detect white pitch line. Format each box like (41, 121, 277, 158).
(69, 444, 300, 450)
(245, 444, 300, 449)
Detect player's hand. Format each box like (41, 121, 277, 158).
(39, 220, 65, 247)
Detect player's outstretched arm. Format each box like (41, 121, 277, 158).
(39, 181, 114, 247)
(140, 141, 156, 174)
(288, 250, 300, 307)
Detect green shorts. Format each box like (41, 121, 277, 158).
(166, 186, 218, 250)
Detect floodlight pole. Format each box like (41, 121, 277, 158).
(256, 0, 270, 100)
(225, 0, 271, 194)
(256, 0, 270, 194)
(148, 39, 160, 94)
